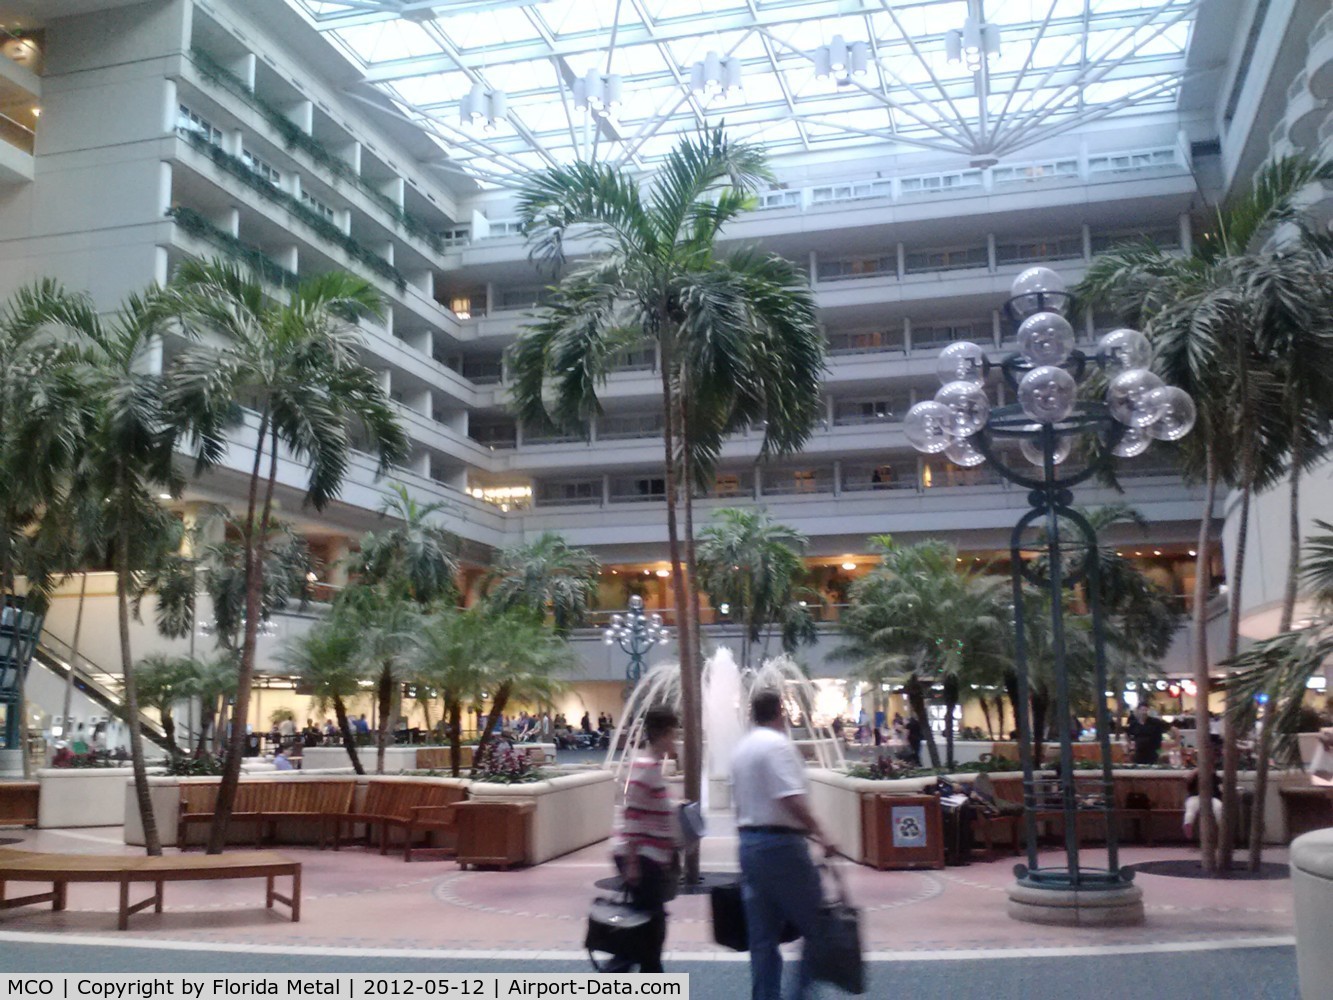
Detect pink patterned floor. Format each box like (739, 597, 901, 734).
(0, 824, 1293, 957)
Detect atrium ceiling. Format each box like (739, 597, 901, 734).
(286, 0, 1219, 186)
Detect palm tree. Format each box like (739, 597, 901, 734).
(484, 532, 599, 637)
(336, 584, 420, 775)
(134, 655, 196, 756)
(834, 537, 1010, 768)
(353, 483, 460, 606)
(1075, 155, 1333, 871)
(469, 607, 574, 764)
(695, 507, 816, 669)
(1226, 521, 1333, 869)
(278, 614, 366, 774)
(510, 131, 826, 857)
(411, 607, 490, 776)
(34, 287, 191, 857)
(166, 259, 409, 854)
(0, 282, 95, 775)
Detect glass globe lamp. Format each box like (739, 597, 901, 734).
(1017, 312, 1075, 366)
(1146, 386, 1196, 441)
(1097, 328, 1153, 373)
(1110, 425, 1152, 458)
(945, 437, 986, 467)
(1018, 365, 1077, 424)
(1020, 435, 1072, 466)
(1106, 369, 1166, 427)
(1009, 266, 1068, 319)
(935, 380, 990, 437)
(904, 401, 954, 453)
(936, 341, 987, 385)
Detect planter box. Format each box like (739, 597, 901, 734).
(39, 767, 135, 828)
(0, 781, 38, 826)
(467, 770, 615, 864)
(808, 769, 959, 864)
(454, 801, 534, 869)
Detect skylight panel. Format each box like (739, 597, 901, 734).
(539, 0, 617, 35)
(444, 9, 543, 51)
(339, 20, 442, 63)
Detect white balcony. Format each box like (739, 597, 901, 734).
(1307, 12, 1333, 101)
(1287, 72, 1327, 149)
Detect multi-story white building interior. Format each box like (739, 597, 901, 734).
(0, 0, 1329, 736)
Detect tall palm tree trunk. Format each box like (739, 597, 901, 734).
(118, 516, 161, 856)
(61, 572, 88, 740)
(1032, 689, 1050, 769)
(1193, 446, 1220, 871)
(979, 698, 994, 741)
(476, 681, 513, 763)
(659, 347, 701, 883)
(1249, 418, 1307, 871)
(943, 676, 959, 769)
(906, 675, 940, 768)
(448, 699, 463, 777)
(208, 420, 276, 855)
(376, 665, 393, 775)
(1219, 468, 1254, 870)
(333, 696, 364, 775)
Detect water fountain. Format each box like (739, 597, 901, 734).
(605, 648, 846, 811)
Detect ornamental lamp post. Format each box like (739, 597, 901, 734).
(903, 265, 1196, 926)
(604, 595, 670, 688)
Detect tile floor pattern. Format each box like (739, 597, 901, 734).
(0, 823, 1294, 956)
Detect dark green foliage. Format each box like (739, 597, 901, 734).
(178, 129, 408, 291)
(166, 207, 299, 289)
(189, 47, 446, 254)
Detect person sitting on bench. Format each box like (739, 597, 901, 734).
(1183, 767, 1221, 840)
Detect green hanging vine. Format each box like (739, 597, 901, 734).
(166, 206, 300, 289)
(188, 47, 449, 255)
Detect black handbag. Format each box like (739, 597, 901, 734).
(710, 881, 801, 952)
(807, 866, 866, 995)
(585, 892, 654, 971)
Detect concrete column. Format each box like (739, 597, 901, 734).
(289, 172, 302, 200)
(163, 79, 179, 135)
(1081, 224, 1093, 261)
(276, 245, 298, 275)
(343, 142, 362, 176)
(233, 53, 257, 91)
(383, 177, 406, 208)
(407, 388, 431, 415)
(991, 309, 1002, 347)
(1084, 306, 1096, 341)
(986, 233, 997, 272)
(288, 100, 314, 135)
(833, 460, 842, 496)
(808, 251, 819, 284)
(896, 243, 906, 279)
(226, 127, 244, 158)
(379, 241, 395, 266)
(157, 161, 174, 216)
(381, 307, 394, 337)
(325, 537, 353, 588)
(153, 246, 170, 288)
(753, 466, 763, 501)
(1179, 212, 1193, 254)
(485, 282, 494, 316)
(825, 396, 835, 428)
(337, 208, 353, 235)
(602, 475, 611, 508)
(378, 369, 391, 394)
(903, 317, 912, 353)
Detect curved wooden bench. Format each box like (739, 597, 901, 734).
(178, 780, 356, 850)
(333, 780, 467, 861)
(0, 848, 299, 930)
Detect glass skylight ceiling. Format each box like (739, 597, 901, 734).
(286, 0, 1197, 186)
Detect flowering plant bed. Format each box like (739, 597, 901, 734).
(470, 746, 547, 784)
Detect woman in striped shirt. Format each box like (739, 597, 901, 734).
(613, 707, 680, 973)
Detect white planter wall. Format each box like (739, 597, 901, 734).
(469, 770, 615, 864)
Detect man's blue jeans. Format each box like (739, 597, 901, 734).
(738, 829, 823, 1000)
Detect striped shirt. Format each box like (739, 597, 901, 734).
(614, 755, 677, 865)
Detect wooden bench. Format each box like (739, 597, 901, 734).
(333, 780, 467, 861)
(179, 780, 356, 850)
(0, 848, 299, 930)
(0, 782, 38, 827)
(1113, 774, 1188, 845)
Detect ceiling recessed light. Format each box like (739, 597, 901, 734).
(1153, 549, 1162, 556)
(841, 561, 856, 571)
(655, 568, 671, 578)
(158, 493, 172, 500)
(1188, 550, 1197, 557)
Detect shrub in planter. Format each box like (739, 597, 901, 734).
(472, 745, 547, 785)
(161, 754, 227, 777)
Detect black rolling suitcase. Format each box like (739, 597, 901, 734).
(938, 797, 975, 865)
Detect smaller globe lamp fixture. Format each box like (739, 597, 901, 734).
(604, 595, 670, 686)
(903, 266, 1196, 475)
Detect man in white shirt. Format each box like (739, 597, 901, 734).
(731, 689, 834, 1000)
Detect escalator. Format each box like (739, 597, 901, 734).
(30, 635, 175, 753)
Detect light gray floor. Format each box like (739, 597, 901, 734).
(0, 940, 1299, 999)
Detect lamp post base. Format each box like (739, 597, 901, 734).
(1006, 881, 1145, 926)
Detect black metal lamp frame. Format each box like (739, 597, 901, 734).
(965, 292, 1135, 893)
(0, 595, 45, 751)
